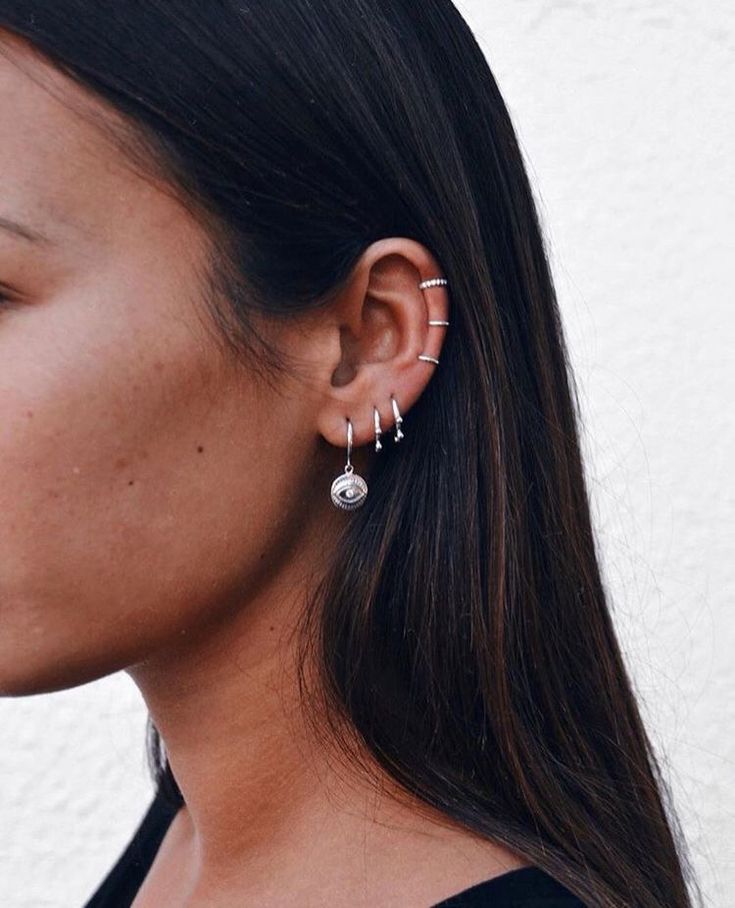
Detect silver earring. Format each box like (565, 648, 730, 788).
(417, 276, 449, 366)
(330, 417, 368, 510)
(373, 407, 383, 452)
(352, 277, 446, 471)
(391, 396, 404, 442)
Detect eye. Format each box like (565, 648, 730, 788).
(0, 283, 21, 307)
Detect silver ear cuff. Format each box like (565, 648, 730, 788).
(330, 275, 449, 510)
(418, 277, 448, 366)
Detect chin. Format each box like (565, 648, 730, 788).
(0, 641, 121, 698)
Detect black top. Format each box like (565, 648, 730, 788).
(83, 788, 585, 907)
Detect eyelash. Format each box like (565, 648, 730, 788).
(0, 284, 18, 304)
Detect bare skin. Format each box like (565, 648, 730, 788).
(0, 30, 529, 907)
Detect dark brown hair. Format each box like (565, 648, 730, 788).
(0, 2, 701, 905)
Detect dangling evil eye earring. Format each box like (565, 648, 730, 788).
(330, 417, 368, 510)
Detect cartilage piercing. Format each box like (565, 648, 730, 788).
(418, 276, 449, 366)
(418, 278, 448, 289)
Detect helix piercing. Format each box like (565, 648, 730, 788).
(417, 276, 449, 366)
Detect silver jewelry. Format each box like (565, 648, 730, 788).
(330, 418, 368, 510)
(373, 407, 383, 452)
(418, 277, 448, 289)
(330, 277, 448, 501)
(391, 396, 404, 442)
(417, 276, 449, 366)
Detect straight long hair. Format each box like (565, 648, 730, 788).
(0, 2, 701, 905)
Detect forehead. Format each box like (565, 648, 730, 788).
(0, 31, 175, 249)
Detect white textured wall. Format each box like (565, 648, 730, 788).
(1, 2, 732, 906)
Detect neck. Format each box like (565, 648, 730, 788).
(128, 544, 344, 864)
(124, 515, 522, 904)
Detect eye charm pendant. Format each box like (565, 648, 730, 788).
(330, 418, 368, 511)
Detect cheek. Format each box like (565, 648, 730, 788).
(0, 290, 296, 695)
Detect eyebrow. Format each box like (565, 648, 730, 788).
(0, 215, 53, 245)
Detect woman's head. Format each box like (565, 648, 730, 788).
(0, 25, 449, 695)
(0, 3, 699, 906)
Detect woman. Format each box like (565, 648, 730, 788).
(0, 2, 700, 906)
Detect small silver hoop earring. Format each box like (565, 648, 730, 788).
(391, 396, 404, 442)
(330, 418, 368, 511)
(373, 407, 383, 452)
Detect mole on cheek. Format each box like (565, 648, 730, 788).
(197, 445, 204, 453)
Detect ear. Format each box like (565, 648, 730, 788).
(315, 237, 450, 451)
